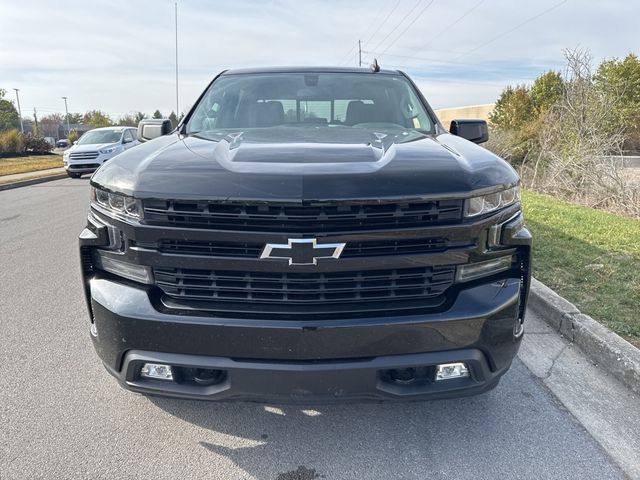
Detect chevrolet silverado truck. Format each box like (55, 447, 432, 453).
(79, 66, 531, 401)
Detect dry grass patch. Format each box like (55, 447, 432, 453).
(0, 154, 63, 176)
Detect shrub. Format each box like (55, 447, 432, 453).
(68, 130, 79, 144)
(487, 85, 537, 165)
(22, 133, 53, 153)
(530, 71, 564, 115)
(0, 129, 25, 154)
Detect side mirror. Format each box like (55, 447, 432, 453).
(73, 141, 78, 145)
(449, 119, 489, 144)
(137, 119, 173, 142)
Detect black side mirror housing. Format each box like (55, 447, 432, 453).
(137, 119, 173, 142)
(449, 119, 489, 144)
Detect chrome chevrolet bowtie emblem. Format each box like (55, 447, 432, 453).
(260, 239, 346, 266)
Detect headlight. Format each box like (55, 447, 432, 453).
(91, 186, 140, 219)
(99, 146, 119, 154)
(466, 185, 520, 217)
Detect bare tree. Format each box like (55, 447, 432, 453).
(39, 113, 64, 138)
(530, 48, 638, 216)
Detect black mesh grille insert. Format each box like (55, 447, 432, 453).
(69, 163, 100, 169)
(143, 199, 463, 233)
(154, 237, 450, 258)
(154, 266, 456, 316)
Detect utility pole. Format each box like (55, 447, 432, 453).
(13, 88, 24, 133)
(358, 39, 362, 67)
(175, 2, 179, 117)
(33, 108, 39, 135)
(62, 96, 70, 137)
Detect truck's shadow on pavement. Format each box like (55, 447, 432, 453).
(143, 360, 612, 480)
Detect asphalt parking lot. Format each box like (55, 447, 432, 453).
(0, 178, 630, 479)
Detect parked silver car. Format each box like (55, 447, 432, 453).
(63, 127, 139, 178)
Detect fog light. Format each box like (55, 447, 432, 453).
(456, 255, 513, 282)
(93, 252, 154, 284)
(140, 363, 174, 381)
(435, 362, 469, 381)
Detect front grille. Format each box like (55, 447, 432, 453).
(154, 266, 456, 317)
(69, 163, 100, 169)
(70, 151, 99, 160)
(143, 199, 464, 233)
(154, 237, 450, 258)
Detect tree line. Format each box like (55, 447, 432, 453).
(0, 89, 185, 154)
(0, 91, 182, 135)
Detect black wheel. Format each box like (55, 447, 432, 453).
(67, 172, 82, 179)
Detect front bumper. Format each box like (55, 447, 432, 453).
(64, 152, 113, 173)
(81, 200, 531, 402)
(66, 166, 100, 174)
(111, 349, 507, 402)
(89, 276, 523, 402)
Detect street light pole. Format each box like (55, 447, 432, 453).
(62, 96, 71, 137)
(13, 88, 24, 133)
(175, 2, 179, 117)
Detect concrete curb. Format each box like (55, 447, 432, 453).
(0, 172, 68, 191)
(529, 277, 640, 395)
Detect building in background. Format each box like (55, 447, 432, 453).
(434, 104, 494, 130)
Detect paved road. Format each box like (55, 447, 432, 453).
(0, 178, 627, 480)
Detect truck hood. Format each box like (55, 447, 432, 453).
(91, 127, 519, 201)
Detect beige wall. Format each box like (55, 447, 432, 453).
(434, 103, 495, 129)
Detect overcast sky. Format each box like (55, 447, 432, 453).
(1, 0, 638, 120)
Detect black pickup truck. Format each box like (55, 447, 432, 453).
(79, 66, 531, 401)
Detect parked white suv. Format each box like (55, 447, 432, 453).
(63, 127, 139, 178)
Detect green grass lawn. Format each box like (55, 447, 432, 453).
(0, 154, 63, 176)
(523, 190, 640, 346)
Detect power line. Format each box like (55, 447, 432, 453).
(370, 0, 423, 53)
(418, 0, 485, 52)
(362, 50, 467, 66)
(363, 50, 553, 82)
(374, 0, 568, 72)
(381, 67, 512, 87)
(19, 106, 64, 112)
(364, 0, 402, 46)
(452, 0, 568, 61)
(338, 0, 401, 65)
(20, 107, 140, 118)
(341, 50, 358, 66)
(339, 43, 358, 65)
(378, 0, 435, 56)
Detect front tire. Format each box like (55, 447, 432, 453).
(67, 172, 82, 179)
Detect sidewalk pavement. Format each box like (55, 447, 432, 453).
(519, 311, 640, 478)
(0, 167, 67, 190)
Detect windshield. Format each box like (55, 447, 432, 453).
(77, 130, 123, 145)
(186, 73, 434, 135)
